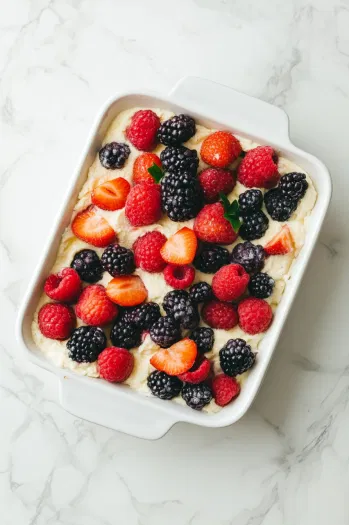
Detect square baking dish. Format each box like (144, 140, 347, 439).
(16, 77, 332, 439)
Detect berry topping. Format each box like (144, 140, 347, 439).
(194, 203, 239, 245)
(202, 300, 238, 330)
(279, 172, 308, 201)
(201, 131, 241, 168)
(238, 145, 279, 188)
(157, 114, 196, 146)
(71, 206, 116, 248)
(101, 244, 135, 277)
(150, 338, 197, 376)
(264, 225, 294, 256)
(193, 243, 229, 273)
(178, 356, 211, 383)
(150, 316, 181, 348)
(98, 347, 134, 383)
(160, 227, 198, 265)
(198, 168, 235, 203)
(99, 142, 130, 169)
(239, 210, 269, 241)
(75, 284, 118, 326)
(133, 231, 167, 273)
(130, 302, 161, 330)
(212, 264, 250, 302)
(219, 338, 256, 376)
(164, 264, 195, 289)
(189, 282, 213, 303)
(248, 272, 274, 299)
(189, 327, 214, 354)
(163, 290, 199, 330)
(161, 170, 203, 222)
(147, 371, 182, 400)
(67, 326, 106, 363)
(212, 374, 241, 406)
(91, 177, 130, 211)
(238, 189, 263, 216)
(264, 188, 297, 221)
(238, 297, 273, 335)
(181, 382, 212, 410)
(126, 109, 160, 151)
(38, 303, 76, 340)
(71, 249, 104, 283)
(160, 145, 199, 174)
(44, 267, 81, 303)
(125, 182, 161, 227)
(230, 241, 265, 274)
(110, 316, 141, 349)
(133, 153, 162, 185)
(106, 275, 148, 307)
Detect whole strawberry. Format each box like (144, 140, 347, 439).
(98, 347, 134, 383)
(75, 284, 118, 326)
(44, 267, 81, 303)
(125, 182, 161, 227)
(194, 202, 238, 245)
(198, 168, 235, 203)
(201, 131, 241, 168)
(238, 146, 279, 188)
(126, 109, 160, 151)
(133, 152, 162, 185)
(38, 303, 76, 340)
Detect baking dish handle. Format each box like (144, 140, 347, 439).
(169, 76, 291, 145)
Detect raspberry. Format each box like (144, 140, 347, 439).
(38, 303, 76, 340)
(239, 211, 269, 241)
(133, 153, 161, 185)
(219, 338, 256, 375)
(202, 300, 238, 330)
(238, 146, 279, 188)
(181, 383, 212, 410)
(160, 145, 199, 174)
(230, 242, 265, 274)
(189, 327, 214, 354)
(279, 172, 308, 201)
(198, 168, 235, 203)
(67, 326, 106, 363)
(201, 131, 241, 168)
(248, 272, 274, 299)
(147, 371, 182, 400)
(71, 249, 104, 283)
(264, 189, 297, 222)
(75, 284, 118, 326)
(101, 244, 135, 277)
(238, 189, 263, 216)
(238, 297, 272, 335)
(164, 264, 195, 289)
(194, 243, 230, 273)
(157, 114, 196, 146)
(125, 182, 161, 227)
(212, 374, 240, 406)
(99, 142, 130, 169)
(98, 347, 134, 383)
(133, 231, 167, 273)
(150, 316, 181, 348)
(189, 282, 213, 303)
(194, 203, 238, 245)
(163, 290, 199, 330)
(212, 264, 250, 302)
(44, 267, 81, 303)
(126, 109, 160, 151)
(178, 356, 211, 383)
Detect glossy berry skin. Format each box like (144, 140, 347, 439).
(202, 300, 238, 330)
(219, 338, 256, 376)
(279, 172, 308, 201)
(238, 146, 279, 188)
(101, 244, 135, 277)
(133, 231, 167, 273)
(178, 356, 211, 384)
(129, 302, 161, 330)
(238, 297, 273, 335)
(212, 374, 241, 406)
(98, 347, 134, 383)
(248, 272, 275, 299)
(189, 327, 214, 354)
(67, 326, 106, 363)
(160, 146, 199, 174)
(71, 249, 104, 283)
(201, 131, 241, 168)
(238, 189, 263, 216)
(125, 183, 161, 227)
(264, 189, 297, 222)
(212, 264, 250, 302)
(44, 268, 81, 303)
(194, 244, 230, 273)
(75, 284, 118, 326)
(161, 171, 203, 222)
(194, 203, 238, 245)
(126, 109, 160, 151)
(198, 168, 235, 203)
(164, 264, 195, 289)
(189, 282, 213, 303)
(181, 383, 213, 410)
(157, 114, 196, 146)
(110, 317, 141, 350)
(38, 303, 76, 340)
(99, 142, 130, 169)
(230, 242, 265, 274)
(133, 153, 161, 185)
(91, 177, 131, 211)
(163, 290, 199, 330)
(147, 371, 182, 400)
(150, 316, 181, 348)
(239, 210, 269, 241)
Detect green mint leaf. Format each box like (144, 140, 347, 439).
(230, 217, 242, 232)
(229, 199, 240, 216)
(220, 194, 241, 232)
(148, 163, 164, 183)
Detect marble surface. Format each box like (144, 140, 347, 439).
(1, 0, 349, 523)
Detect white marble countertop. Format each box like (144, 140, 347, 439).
(1, 0, 349, 523)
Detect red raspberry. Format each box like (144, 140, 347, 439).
(238, 146, 279, 188)
(198, 168, 235, 203)
(44, 267, 81, 303)
(202, 300, 238, 330)
(133, 152, 162, 185)
(212, 264, 249, 302)
(238, 297, 272, 334)
(98, 347, 134, 383)
(75, 284, 118, 326)
(133, 231, 167, 272)
(212, 374, 240, 407)
(125, 183, 161, 227)
(201, 131, 241, 168)
(38, 303, 76, 340)
(126, 109, 160, 151)
(163, 264, 195, 289)
(178, 356, 211, 383)
(194, 203, 238, 245)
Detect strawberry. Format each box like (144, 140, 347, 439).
(150, 338, 197, 376)
(264, 225, 294, 256)
(201, 131, 241, 168)
(194, 201, 239, 245)
(125, 183, 161, 227)
(133, 153, 162, 185)
(106, 275, 148, 307)
(126, 109, 160, 151)
(71, 206, 116, 248)
(160, 227, 197, 265)
(91, 177, 130, 211)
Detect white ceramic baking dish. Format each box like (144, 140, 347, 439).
(16, 77, 332, 439)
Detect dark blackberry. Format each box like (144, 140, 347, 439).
(163, 290, 199, 330)
(161, 170, 203, 222)
(150, 316, 181, 348)
(101, 244, 135, 277)
(279, 172, 308, 201)
(238, 189, 263, 216)
(110, 318, 141, 349)
(230, 241, 265, 274)
(157, 114, 196, 146)
(189, 327, 214, 354)
(219, 338, 256, 376)
(239, 210, 269, 240)
(132, 302, 161, 330)
(160, 146, 199, 174)
(189, 282, 213, 303)
(99, 142, 130, 169)
(67, 326, 106, 363)
(264, 189, 297, 221)
(147, 371, 182, 400)
(181, 383, 212, 410)
(193, 244, 229, 273)
(248, 272, 274, 299)
(71, 249, 103, 283)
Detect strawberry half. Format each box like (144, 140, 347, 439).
(264, 225, 295, 255)
(160, 227, 197, 265)
(150, 338, 197, 376)
(71, 206, 116, 247)
(92, 177, 130, 211)
(106, 275, 148, 306)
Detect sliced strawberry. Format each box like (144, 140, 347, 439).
(92, 177, 131, 211)
(150, 338, 197, 376)
(160, 227, 197, 265)
(106, 275, 148, 306)
(264, 225, 295, 256)
(71, 206, 116, 247)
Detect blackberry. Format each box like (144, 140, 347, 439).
(147, 371, 182, 400)
(150, 316, 181, 348)
(189, 327, 214, 354)
(230, 241, 265, 274)
(189, 282, 213, 303)
(71, 249, 103, 283)
(99, 142, 130, 169)
(248, 272, 274, 299)
(193, 244, 229, 273)
(157, 114, 196, 146)
(131, 302, 161, 330)
(264, 189, 297, 222)
(219, 338, 256, 376)
(160, 146, 199, 174)
(163, 290, 199, 330)
(238, 189, 263, 216)
(110, 318, 141, 349)
(182, 383, 212, 410)
(67, 326, 106, 363)
(239, 210, 269, 240)
(161, 170, 203, 222)
(101, 244, 135, 277)
(279, 172, 308, 201)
